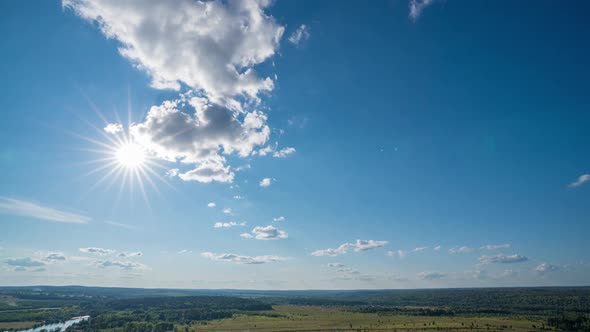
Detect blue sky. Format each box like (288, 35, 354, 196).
(1, 0, 589, 289)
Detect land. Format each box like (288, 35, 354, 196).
(0, 286, 589, 331)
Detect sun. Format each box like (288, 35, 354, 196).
(115, 142, 146, 169)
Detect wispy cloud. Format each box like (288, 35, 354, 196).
(568, 174, 590, 188)
(0, 197, 91, 224)
(79, 247, 115, 256)
(288, 24, 310, 46)
(214, 221, 246, 229)
(479, 254, 528, 264)
(312, 240, 387, 256)
(273, 216, 286, 222)
(409, 0, 435, 21)
(95, 260, 147, 270)
(536, 263, 559, 275)
(201, 252, 287, 265)
(105, 221, 138, 230)
(5, 257, 45, 267)
(480, 244, 511, 251)
(449, 246, 474, 254)
(418, 271, 446, 280)
(118, 252, 143, 258)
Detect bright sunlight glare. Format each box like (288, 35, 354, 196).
(115, 142, 146, 169)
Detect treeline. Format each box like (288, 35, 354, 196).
(547, 314, 590, 331)
(65, 296, 270, 331)
(271, 287, 590, 315)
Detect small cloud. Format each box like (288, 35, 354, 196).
(273, 147, 296, 158)
(95, 260, 147, 270)
(222, 208, 232, 214)
(104, 123, 123, 134)
(327, 263, 345, 268)
(409, 0, 435, 21)
(80, 247, 115, 256)
(388, 250, 407, 258)
(288, 24, 310, 46)
(214, 221, 246, 228)
(177, 249, 192, 254)
(118, 251, 143, 258)
(568, 174, 590, 188)
(241, 225, 288, 240)
(449, 246, 474, 254)
(5, 257, 45, 267)
(418, 271, 446, 280)
(0, 197, 91, 224)
(259, 178, 273, 187)
(165, 168, 180, 177)
(233, 195, 243, 200)
(412, 246, 428, 252)
(479, 254, 528, 264)
(536, 263, 559, 275)
(201, 252, 287, 265)
(480, 244, 511, 251)
(433, 245, 441, 251)
(105, 220, 138, 230)
(207, 202, 216, 208)
(273, 216, 286, 222)
(42, 252, 67, 262)
(312, 240, 387, 256)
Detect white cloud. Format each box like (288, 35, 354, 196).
(207, 202, 216, 208)
(233, 195, 243, 200)
(273, 147, 296, 158)
(259, 178, 273, 187)
(412, 246, 428, 252)
(327, 263, 345, 268)
(288, 24, 310, 46)
(387, 250, 407, 258)
(222, 208, 233, 214)
(0, 197, 91, 224)
(64, 0, 288, 184)
(118, 251, 143, 258)
(214, 221, 246, 228)
(536, 263, 559, 275)
(79, 247, 115, 256)
(312, 240, 387, 256)
(418, 271, 446, 280)
(409, 0, 435, 20)
(569, 174, 590, 187)
(104, 123, 123, 134)
(201, 252, 287, 265)
(241, 225, 288, 240)
(64, 0, 284, 104)
(95, 260, 147, 270)
(449, 246, 474, 254)
(479, 254, 528, 264)
(433, 245, 441, 251)
(177, 249, 192, 254)
(129, 99, 271, 183)
(480, 244, 511, 251)
(273, 216, 286, 222)
(165, 168, 180, 177)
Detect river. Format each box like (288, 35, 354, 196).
(9, 316, 89, 332)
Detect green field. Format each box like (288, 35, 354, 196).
(190, 305, 543, 332)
